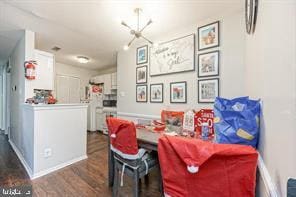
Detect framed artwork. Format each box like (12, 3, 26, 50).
(198, 78, 219, 103)
(136, 45, 148, 65)
(170, 81, 187, 103)
(150, 34, 195, 76)
(136, 85, 147, 102)
(150, 83, 163, 103)
(136, 66, 147, 84)
(198, 50, 219, 78)
(198, 21, 220, 51)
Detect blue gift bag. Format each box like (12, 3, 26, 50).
(214, 97, 261, 148)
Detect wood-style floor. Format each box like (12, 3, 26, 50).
(0, 132, 161, 197)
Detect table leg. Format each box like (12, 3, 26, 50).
(108, 136, 114, 187)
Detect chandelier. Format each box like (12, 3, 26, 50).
(121, 8, 156, 50)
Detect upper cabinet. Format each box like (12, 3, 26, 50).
(111, 72, 117, 89)
(103, 74, 112, 95)
(90, 72, 117, 95)
(34, 50, 54, 90)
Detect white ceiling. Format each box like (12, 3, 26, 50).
(0, 0, 243, 70)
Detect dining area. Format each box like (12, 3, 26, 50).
(106, 104, 259, 197)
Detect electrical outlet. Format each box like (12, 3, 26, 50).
(44, 148, 52, 158)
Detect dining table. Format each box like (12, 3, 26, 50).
(108, 128, 163, 187)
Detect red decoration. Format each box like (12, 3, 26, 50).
(24, 60, 36, 80)
(92, 85, 102, 93)
(158, 136, 258, 197)
(195, 109, 214, 139)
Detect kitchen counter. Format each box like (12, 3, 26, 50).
(102, 107, 117, 113)
(23, 103, 88, 110)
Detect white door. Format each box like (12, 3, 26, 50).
(68, 76, 80, 103)
(56, 75, 80, 104)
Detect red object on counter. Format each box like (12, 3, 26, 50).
(195, 109, 214, 139)
(158, 136, 258, 197)
(47, 95, 57, 104)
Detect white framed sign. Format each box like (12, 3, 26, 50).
(150, 34, 195, 76)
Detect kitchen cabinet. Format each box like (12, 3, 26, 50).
(91, 72, 117, 95)
(33, 50, 54, 90)
(93, 75, 104, 84)
(111, 72, 117, 89)
(103, 74, 112, 95)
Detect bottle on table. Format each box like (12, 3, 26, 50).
(201, 122, 209, 141)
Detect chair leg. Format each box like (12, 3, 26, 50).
(112, 161, 119, 197)
(158, 165, 164, 196)
(133, 169, 139, 197)
(144, 174, 149, 186)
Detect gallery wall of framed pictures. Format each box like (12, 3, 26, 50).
(134, 20, 221, 105)
(197, 21, 220, 103)
(136, 45, 149, 102)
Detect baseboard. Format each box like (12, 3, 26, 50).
(31, 155, 88, 179)
(258, 154, 280, 197)
(9, 139, 87, 180)
(117, 112, 160, 120)
(9, 140, 34, 178)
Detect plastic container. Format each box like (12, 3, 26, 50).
(201, 122, 209, 141)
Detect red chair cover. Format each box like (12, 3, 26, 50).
(158, 136, 258, 197)
(106, 117, 139, 156)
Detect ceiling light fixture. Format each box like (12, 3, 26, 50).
(121, 8, 155, 50)
(77, 56, 89, 64)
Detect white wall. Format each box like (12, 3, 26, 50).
(55, 62, 101, 100)
(245, 1, 296, 196)
(0, 65, 3, 130)
(9, 29, 35, 167)
(117, 11, 245, 118)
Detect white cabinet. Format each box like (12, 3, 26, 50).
(93, 75, 104, 84)
(103, 74, 112, 95)
(111, 72, 117, 89)
(34, 50, 54, 90)
(91, 72, 117, 94)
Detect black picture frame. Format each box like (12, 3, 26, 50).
(198, 21, 220, 51)
(136, 84, 148, 103)
(136, 45, 148, 65)
(170, 81, 187, 104)
(136, 65, 147, 84)
(198, 50, 220, 78)
(150, 83, 164, 103)
(149, 34, 195, 77)
(198, 78, 220, 103)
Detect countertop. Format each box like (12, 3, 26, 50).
(102, 107, 117, 112)
(22, 103, 88, 110)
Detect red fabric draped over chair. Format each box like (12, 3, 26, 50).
(158, 136, 258, 197)
(106, 117, 139, 157)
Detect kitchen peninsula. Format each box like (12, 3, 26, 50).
(19, 103, 88, 179)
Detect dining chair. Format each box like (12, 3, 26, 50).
(106, 117, 159, 197)
(158, 135, 258, 197)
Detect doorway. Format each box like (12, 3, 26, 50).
(0, 61, 11, 137)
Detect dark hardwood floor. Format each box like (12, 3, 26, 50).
(0, 132, 161, 197)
